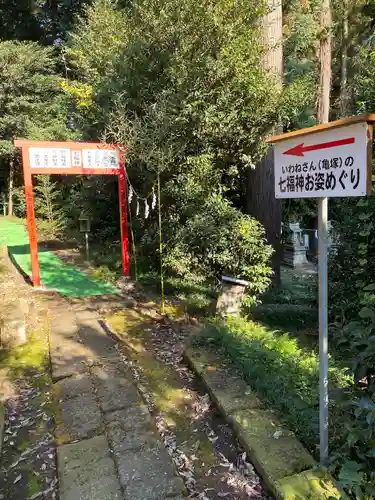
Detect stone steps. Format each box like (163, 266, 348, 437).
(48, 299, 186, 500)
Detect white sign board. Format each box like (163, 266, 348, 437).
(28, 147, 119, 170)
(29, 148, 71, 169)
(274, 122, 369, 198)
(83, 149, 119, 169)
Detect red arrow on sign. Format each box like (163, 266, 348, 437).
(283, 137, 355, 157)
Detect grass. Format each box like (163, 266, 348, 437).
(260, 267, 318, 307)
(248, 266, 318, 334)
(194, 316, 352, 456)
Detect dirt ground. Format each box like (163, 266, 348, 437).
(0, 250, 58, 500)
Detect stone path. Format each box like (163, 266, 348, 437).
(47, 296, 186, 500)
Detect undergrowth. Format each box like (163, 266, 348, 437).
(194, 316, 352, 455)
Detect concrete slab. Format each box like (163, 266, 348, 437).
(104, 405, 151, 430)
(75, 310, 100, 322)
(77, 320, 118, 359)
(54, 374, 94, 400)
(58, 435, 123, 500)
(91, 364, 143, 413)
(230, 408, 315, 485)
(90, 358, 130, 378)
(57, 392, 102, 443)
(50, 312, 77, 340)
(116, 446, 185, 500)
(105, 407, 158, 453)
(50, 323, 96, 380)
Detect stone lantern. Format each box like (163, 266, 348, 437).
(283, 222, 308, 267)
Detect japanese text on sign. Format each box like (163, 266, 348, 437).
(274, 122, 369, 198)
(29, 148, 71, 169)
(83, 149, 119, 169)
(28, 147, 120, 171)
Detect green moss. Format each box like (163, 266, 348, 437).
(0, 263, 8, 274)
(164, 303, 186, 320)
(231, 407, 314, 483)
(18, 439, 31, 451)
(275, 468, 342, 500)
(28, 473, 41, 496)
(0, 328, 49, 373)
(106, 312, 220, 476)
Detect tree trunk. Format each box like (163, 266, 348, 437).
(339, 0, 349, 117)
(247, 0, 283, 282)
(317, 0, 332, 125)
(8, 157, 14, 217)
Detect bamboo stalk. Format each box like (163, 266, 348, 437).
(127, 193, 138, 281)
(157, 173, 165, 314)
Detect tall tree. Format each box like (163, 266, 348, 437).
(339, 0, 349, 117)
(317, 0, 331, 124)
(0, 41, 73, 215)
(246, 0, 283, 281)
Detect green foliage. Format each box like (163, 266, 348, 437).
(0, 41, 72, 147)
(63, 0, 284, 297)
(11, 186, 27, 218)
(328, 185, 375, 496)
(0, 0, 89, 43)
(0, 40, 74, 202)
(196, 314, 375, 495)
(34, 176, 65, 240)
(166, 194, 272, 298)
(194, 316, 351, 452)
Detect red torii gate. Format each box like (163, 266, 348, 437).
(14, 139, 129, 288)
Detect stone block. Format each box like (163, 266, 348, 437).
(56, 392, 102, 443)
(104, 405, 151, 430)
(91, 364, 142, 413)
(275, 468, 342, 500)
(77, 320, 118, 359)
(105, 407, 158, 453)
(50, 336, 93, 381)
(216, 276, 248, 317)
(203, 367, 263, 414)
(116, 446, 185, 500)
(58, 435, 123, 500)
(230, 408, 315, 487)
(54, 374, 94, 401)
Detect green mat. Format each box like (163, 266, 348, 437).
(0, 218, 116, 297)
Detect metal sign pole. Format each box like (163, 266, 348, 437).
(318, 196, 329, 463)
(268, 114, 375, 466)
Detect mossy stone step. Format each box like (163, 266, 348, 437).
(275, 468, 342, 500)
(185, 345, 342, 500)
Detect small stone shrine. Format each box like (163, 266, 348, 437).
(328, 220, 340, 255)
(283, 222, 309, 267)
(216, 276, 249, 316)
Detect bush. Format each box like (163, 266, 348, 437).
(165, 194, 273, 302)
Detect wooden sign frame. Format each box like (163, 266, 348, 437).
(14, 139, 129, 288)
(267, 113, 375, 197)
